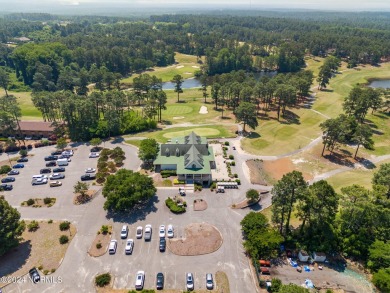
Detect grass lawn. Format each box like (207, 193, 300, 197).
(0, 90, 42, 120)
(124, 125, 236, 143)
(121, 52, 202, 84)
(327, 158, 390, 192)
(241, 107, 326, 155)
(261, 206, 301, 228)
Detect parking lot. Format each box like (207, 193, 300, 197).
(0, 141, 257, 293)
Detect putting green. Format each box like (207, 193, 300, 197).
(162, 128, 221, 139)
(164, 105, 193, 115)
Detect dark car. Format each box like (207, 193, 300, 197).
(17, 157, 28, 163)
(13, 163, 24, 169)
(80, 174, 96, 181)
(46, 161, 57, 167)
(0, 184, 13, 191)
(159, 238, 166, 252)
(51, 150, 62, 156)
(1, 177, 15, 183)
(8, 170, 19, 175)
(53, 167, 66, 173)
(28, 267, 40, 284)
(40, 168, 52, 174)
(156, 272, 164, 290)
(44, 155, 58, 161)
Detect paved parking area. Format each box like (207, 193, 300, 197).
(1, 141, 257, 293)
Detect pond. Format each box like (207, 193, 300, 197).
(162, 78, 201, 90)
(368, 79, 390, 89)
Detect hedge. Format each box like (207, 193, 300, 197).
(161, 170, 177, 178)
(165, 197, 186, 214)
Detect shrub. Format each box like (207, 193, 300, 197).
(101, 225, 109, 234)
(59, 235, 69, 244)
(165, 197, 186, 214)
(224, 141, 230, 146)
(59, 221, 71, 231)
(96, 242, 102, 249)
(43, 197, 52, 205)
(246, 189, 260, 202)
(0, 165, 11, 174)
(229, 155, 234, 160)
(19, 149, 28, 157)
(27, 220, 39, 232)
(160, 170, 177, 177)
(26, 198, 35, 206)
(95, 273, 111, 287)
(48, 219, 53, 224)
(51, 268, 56, 273)
(235, 179, 241, 185)
(43, 270, 49, 275)
(210, 182, 216, 190)
(27, 144, 33, 149)
(231, 161, 235, 166)
(234, 173, 238, 178)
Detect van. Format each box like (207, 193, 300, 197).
(57, 159, 69, 166)
(32, 174, 47, 180)
(108, 240, 117, 254)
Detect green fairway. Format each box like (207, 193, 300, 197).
(327, 159, 390, 192)
(124, 125, 235, 143)
(164, 105, 194, 115)
(122, 52, 202, 83)
(0, 90, 42, 120)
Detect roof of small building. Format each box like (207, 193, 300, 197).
(18, 121, 54, 132)
(313, 252, 326, 257)
(299, 250, 309, 256)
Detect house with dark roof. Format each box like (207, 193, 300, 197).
(153, 132, 215, 185)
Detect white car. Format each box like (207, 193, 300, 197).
(85, 168, 96, 173)
(120, 225, 128, 239)
(167, 224, 174, 238)
(186, 273, 194, 290)
(89, 152, 99, 158)
(49, 173, 65, 180)
(206, 273, 214, 290)
(62, 150, 73, 156)
(108, 240, 117, 254)
(135, 271, 145, 290)
(136, 226, 143, 239)
(125, 239, 134, 254)
(144, 224, 152, 241)
(159, 225, 165, 238)
(32, 178, 48, 185)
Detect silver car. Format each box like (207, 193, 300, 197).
(206, 273, 214, 290)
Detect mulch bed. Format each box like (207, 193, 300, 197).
(193, 199, 208, 211)
(88, 227, 112, 257)
(168, 223, 223, 256)
(21, 198, 56, 208)
(73, 189, 97, 205)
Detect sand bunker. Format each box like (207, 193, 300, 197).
(173, 116, 185, 120)
(176, 65, 184, 69)
(199, 106, 208, 114)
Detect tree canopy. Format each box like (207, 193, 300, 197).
(138, 138, 159, 166)
(102, 169, 156, 211)
(0, 196, 25, 256)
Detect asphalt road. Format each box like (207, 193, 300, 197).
(1, 140, 259, 293)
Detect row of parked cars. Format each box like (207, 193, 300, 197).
(120, 271, 213, 291)
(0, 155, 31, 191)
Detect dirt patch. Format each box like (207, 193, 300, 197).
(216, 271, 230, 293)
(21, 198, 56, 208)
(0, 221, 76, 286)
(193, 199, 207, 211)
(172, 116, 185, 120)
(263, 158, 313, 182)
(168, 223, 223, 256)
(73, 189, 97, 205)
(246, 160, 271, 185)
(88, 226, 113, 257)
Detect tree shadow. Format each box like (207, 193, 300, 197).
(0, 241, 32, 276)
(111, 137, 124, 144)
(323, 151, 355, 167)
(372, 129, 384, 135)
(319, 89, 334, 93)
(105, 196, 159, 224)
(356, 158, 377, 169)
(221, 116, 231, 120)
(248, 202, 263, 211)
(280, 110, 300, 125)
(160, 120, 172, 125)
(176, 100, 187, 104)
(246, 132, 261, 139)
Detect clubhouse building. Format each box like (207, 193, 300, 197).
(153, 132, 216, 185)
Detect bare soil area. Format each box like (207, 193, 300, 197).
(88, 226, 113, 257)
(0, 221, 76, 287)
(193, 199, 207, 211)
(246, 159, 270, 185)
(263, 158, 313, 182)
(168, 223, 223, 256)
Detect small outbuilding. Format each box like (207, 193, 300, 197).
(298, 250, 309, 262)
(312, 252, 327, 262)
